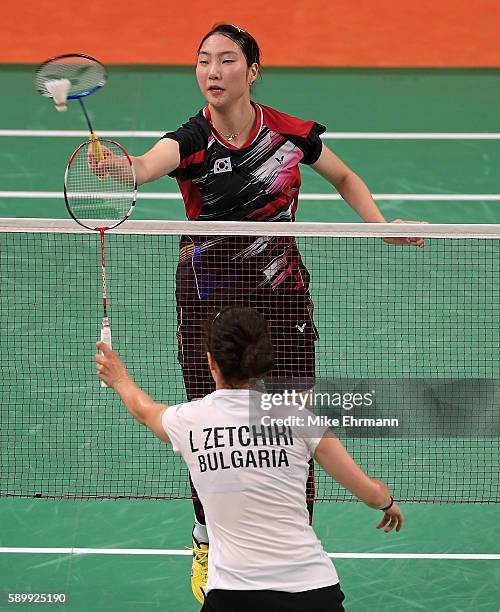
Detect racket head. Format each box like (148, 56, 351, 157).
(35, 53, 107, 100)
(64, 138, 137, 231)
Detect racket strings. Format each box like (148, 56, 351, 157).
(65, 140, 135, 224)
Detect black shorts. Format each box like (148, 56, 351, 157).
(201, 583, 345, 612)
(176, 291, 319, 400)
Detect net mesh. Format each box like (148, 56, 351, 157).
(0, 220, 498, 502)
(35, 55, 107, 98)
(65, 139, 136, 228)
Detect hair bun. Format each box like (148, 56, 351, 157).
(242, 340, 274, 378)
(204, 306, 274, 382)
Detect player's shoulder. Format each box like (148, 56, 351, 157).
(184, 395, 212, 413)
(164, 396, 207, 422)
(175, 109, 211, 136)
(163, 109, 210, 142)
(259, 103, 320, 138)
(162, 109, 211, 159)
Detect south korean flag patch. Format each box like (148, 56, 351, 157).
(213, 157, 232, 174)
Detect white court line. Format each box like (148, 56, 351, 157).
(2, 191, 500, 202)
(2, 130, 500, 140)
(0, 547, 498, 559)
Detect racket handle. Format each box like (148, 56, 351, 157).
(100, 319, 112, 388)
(90, 133, 105, 160)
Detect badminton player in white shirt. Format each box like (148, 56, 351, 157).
(95, 305, 403, 611)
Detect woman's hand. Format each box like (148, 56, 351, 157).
(376, 503, 404, 533)
(95, 341, 130, 389)
(87, 143, 114, 179)
(383, 219, 428, 248)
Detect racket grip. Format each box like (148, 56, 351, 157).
(90, 133, 105, 160)
(100, 319, 112, 388)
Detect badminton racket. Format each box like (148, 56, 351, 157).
(35, 53, 107, 159)
(64, 138, 137, 386)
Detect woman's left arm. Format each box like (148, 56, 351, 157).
(310, 144, 426, 247)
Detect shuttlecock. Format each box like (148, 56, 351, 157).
(44, 78, 71, 112)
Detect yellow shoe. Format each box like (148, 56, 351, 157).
(191, 531, 208, 604)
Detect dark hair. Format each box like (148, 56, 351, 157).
(197, 24, 261, 69)
(204, 305, 274, 383)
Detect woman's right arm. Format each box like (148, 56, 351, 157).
(95, 341, 170, 443)
(314, 435, 403, 532)
(130, 138, 181, 186)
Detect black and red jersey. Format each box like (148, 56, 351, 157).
(163, 103, 326, 301)
(164, 103, 325, 221)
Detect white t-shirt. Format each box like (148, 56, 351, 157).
(162, 388, 338, 594)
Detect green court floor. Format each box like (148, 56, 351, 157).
(0, 67, 499, 611)
(1, 500, 499, 611)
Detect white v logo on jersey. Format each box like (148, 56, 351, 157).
(213, 157, 232, 174)
(296, 323, 307, 333)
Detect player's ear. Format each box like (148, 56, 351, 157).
(208, 351, 223, 378)
(248, 63, 259, 85)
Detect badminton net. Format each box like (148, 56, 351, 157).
(0, 219, 498, 502)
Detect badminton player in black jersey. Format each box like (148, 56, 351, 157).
(95, 23, 424, 605)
